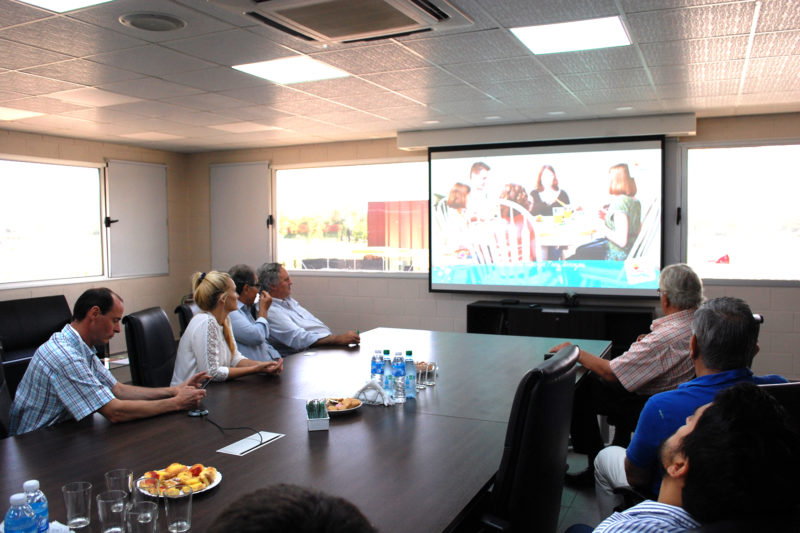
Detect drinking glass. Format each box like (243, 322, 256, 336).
(62, 481, 92, 530)
(96, 490, 127, 533)
(424, 362, 437, 386)
(164, 486, 193, 533)
(105, 469, 133, 500)
(415, 363, 426, 390)
(126, 501, 159, 533)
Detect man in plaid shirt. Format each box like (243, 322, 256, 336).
(554, 264, 704, 488)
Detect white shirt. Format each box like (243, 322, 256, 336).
(171, 312, 246, 385)
(267, 296, 332, 355)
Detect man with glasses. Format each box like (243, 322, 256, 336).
(228, 264, 283, 362)
(257, 263, 360, 355)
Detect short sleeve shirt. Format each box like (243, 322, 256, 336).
(9, 324, 117, 436)
(610, 308, 696, 394)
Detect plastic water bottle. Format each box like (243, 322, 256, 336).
(4, 493, 37, 533)
(404, 350, 416, 399)
(23, 480, 48, 533)
(382, 350, 394, 395)
(392, 351, 406, 403)
(370, 349, 384, 382)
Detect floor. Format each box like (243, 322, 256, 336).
(559, 451, 602, 531)
(109, 357, 603, 531)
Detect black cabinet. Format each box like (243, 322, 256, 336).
(466, 300, 655, 357)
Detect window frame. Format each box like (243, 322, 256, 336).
(270, 156, 429, 279)
(679, 138, 800, 287)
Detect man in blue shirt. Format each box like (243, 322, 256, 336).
(257, 263, 359, 356)
(592, 382, 800, 532)
(10, 288, 207, 435)
(593, 297, 787, 517)
(228, 264, 283, 364)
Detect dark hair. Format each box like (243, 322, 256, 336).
(679, 382, 800, 523)
(446, 182, 470, 209)
(72, 288, 122, 321)
(536, 165, 559, 192)
(692, 297, 759, 370)
(208, 484, 377, 533)
(257, 262, 283, 291)
(229, 264, 257, 294)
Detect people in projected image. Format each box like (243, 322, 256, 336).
(466, 161, 493, 217)
(497, 182, 537, 262)
(530, 165, 571, 216)
(600, 163, 642, 260)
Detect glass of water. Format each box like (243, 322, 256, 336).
(126, 501, 158, 533)
(96, 490, 127, 533)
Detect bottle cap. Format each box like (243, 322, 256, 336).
(405, 350, 412, 356)
(10, 493, 27, 505)
(23, 480, 40, 492)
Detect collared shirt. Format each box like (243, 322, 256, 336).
(171, 312, 246, 385)
(593, 500, 700, 532)
(9, 324, 117, 436)
(610, 308, 696, 394)
(626, 367, 787, 495)
(267, 296, 332, 355)
(229, 301, 281, 362)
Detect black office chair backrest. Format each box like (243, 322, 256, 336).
(487, 344, 580, 532)
(174, 302, 200, 336)
(122, 307, 177, 388)
(759, 381, 800, 431)
(0, 343, 11, 439)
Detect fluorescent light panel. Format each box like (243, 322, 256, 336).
(511, 16, 631, 55)
(16, 0, 113, 12)
(0, 107, 44, 120)
(233, 56, 349, 84)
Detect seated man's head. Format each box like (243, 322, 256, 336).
(690, 296, 760, 371)
(208, 483, 376, 533)
(659, 382, 800, 523)
(257, 262, 291, 300)
(72, 287, 124, 345)
(229, 264, 260, 306)
(657, 263, 703, 312)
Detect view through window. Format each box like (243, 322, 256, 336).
(686, 143, 800, 281)
(0, 159, 103, 284)
(275, 162, 429, 272)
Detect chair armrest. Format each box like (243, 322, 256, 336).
(480, 513, 512, 532)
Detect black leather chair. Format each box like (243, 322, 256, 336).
(173, 302, 200, 336)
(759, 381, 800, 430)
(0, 344, 12, 439)
(481, 344, 580, 532)
(122, 307, 177, 388)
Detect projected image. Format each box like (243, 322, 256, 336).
(430, 138, 663, 296)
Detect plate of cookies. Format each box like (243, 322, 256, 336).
(325, 397, 362, 415)
(137, 462, 220, 497)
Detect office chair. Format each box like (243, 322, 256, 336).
(759, 381, 800, 430)
(174, 302, 200, 336)
(0, 344, 12, 438)
(481, 344, 580, 532)
(123, 307, 177, 388)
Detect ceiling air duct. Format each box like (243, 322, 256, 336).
(208, 0, 473, 44)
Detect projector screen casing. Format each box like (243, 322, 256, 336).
(429, 135, 664, 298)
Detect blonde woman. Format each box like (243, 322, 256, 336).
(171, 271, 283, 385)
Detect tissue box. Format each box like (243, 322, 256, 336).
(307, 414, 330, 431)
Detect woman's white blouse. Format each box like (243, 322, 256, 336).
(171, 312, 246, 386)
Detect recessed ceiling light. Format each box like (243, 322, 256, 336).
(119, 12, 187, 32)
(616, 106, 635, 111)
(484, 115, 501, 120)
(547, 111, 566, 116)
(233, 56, 349, 85)
(511, 16, 631, 55)
(16, 0, 112, 13)
(0, 107, 44, 121)
(422, 120, 440, 125)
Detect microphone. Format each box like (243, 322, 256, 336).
(188, 378, 211, 417)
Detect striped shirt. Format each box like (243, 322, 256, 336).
(610, 308, 696, 395)
(9, 324, 116, 436)
(593, 501, 700, 532)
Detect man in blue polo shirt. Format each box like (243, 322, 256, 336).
(593, 296, 787, 518)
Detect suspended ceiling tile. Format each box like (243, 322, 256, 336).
(0, 71, 83, 96)
(89, 45, 216, 76)
(0, 38, 71, 70)
(98, 77, 203, 99)
(398, 83, 489, 104)
(742, 76, 800, 93)
(222, 105, 295, 122)
(311, 43, 431, 75)
(536, 46, 643, 75)
(626, 3, 756, 43)
(656, 79, 740, 98)
(650, 61, 745, 84)
(371, 104, 443, 120)
(361, 67, 463, 91)
(755, 0, 800, 31)
(22, 58, 141, 85)
(161, 29, 293, 66)
(2, 96, 87, 114)
(0, 16, 145, 56)
(751, 31, 800, 57)
(401, 29, 529, 66)
(268, 97, 353, 116)
(477, 0, 618, 26)
(331, 91, 419, 110)
(572, 85, 658, 104)
(558, 68, 652, 91)
(219, 84, 320, 106)
(289, 77, 385, 99)
(640, 36, 749, 66)
(478, 77, 569, 99)
(160, 92, 253, 112)
(161, 67, 267, 93)
(309, 108, 385, 126)
(444, 57, 550, 85)
(429, 98, 512, 114)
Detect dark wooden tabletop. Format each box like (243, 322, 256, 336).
(0, 328, 610, 532)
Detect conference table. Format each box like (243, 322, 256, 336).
(1, 328, 611, 532)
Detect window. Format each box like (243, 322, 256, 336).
(685, 143, 800, 281)
(275, 162, 429, 273)
(0, 159, 103, 284)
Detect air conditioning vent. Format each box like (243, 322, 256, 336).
(209, 0, 473, 45)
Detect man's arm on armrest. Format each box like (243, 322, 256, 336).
(550, 341, 618, 383)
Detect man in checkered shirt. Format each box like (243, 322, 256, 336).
(9, 288, 208, 436)
(553, 263, 703, 488)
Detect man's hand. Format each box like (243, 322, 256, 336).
(257, 359, 283, 375)
(173, 383, 206, 410)
(257, 290, 273, 317)
(550, 341, 571, 352)
(341, 330, 360, 345)
(184, 371, 210, 389)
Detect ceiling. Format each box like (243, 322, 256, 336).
(0, 0, 798, 153)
